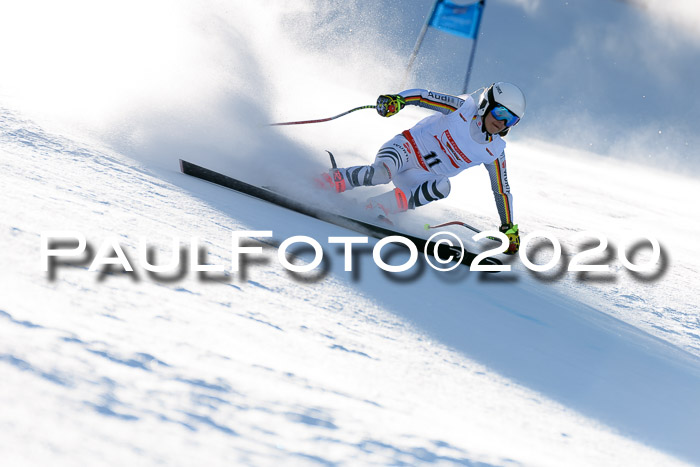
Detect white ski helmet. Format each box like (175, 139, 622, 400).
(478, 82, 526, 135)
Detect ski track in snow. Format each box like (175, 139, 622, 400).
(1, 109, 700, 466)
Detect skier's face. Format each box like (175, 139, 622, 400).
(484, 112, 506, 135)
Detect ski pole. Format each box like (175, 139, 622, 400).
(424, 220, 481, 234)
(269, 105, 376, 126)
(424, 220, 500, 241)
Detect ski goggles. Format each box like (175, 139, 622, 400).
(490, 105, 520, 128)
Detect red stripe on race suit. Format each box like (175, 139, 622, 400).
(431, 135, 454, 168)
(402, 130, 429, 172)
(444, 130, 471, 163)
(434, 135, 459, 168)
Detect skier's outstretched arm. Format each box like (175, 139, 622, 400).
(376, 89, 465, 117)
(484, 152, 514, 227)
(485, 153, 520, 255)
(401, 89, 465, 114)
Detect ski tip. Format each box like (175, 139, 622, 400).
(178, 159, 185, 172)
(325, 150, 337, 169)
(424, 223, 431, 230)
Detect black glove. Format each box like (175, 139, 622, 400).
(500, 223, 520, 255)
(376, 94, 406, 117)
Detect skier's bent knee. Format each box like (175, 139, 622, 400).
(408, 177, 451, 209)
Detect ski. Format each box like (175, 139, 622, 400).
(179, 159, 502, 270)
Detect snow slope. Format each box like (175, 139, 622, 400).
(1, 107, 699, 466)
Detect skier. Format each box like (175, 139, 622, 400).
(317, 82, 524, 254)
